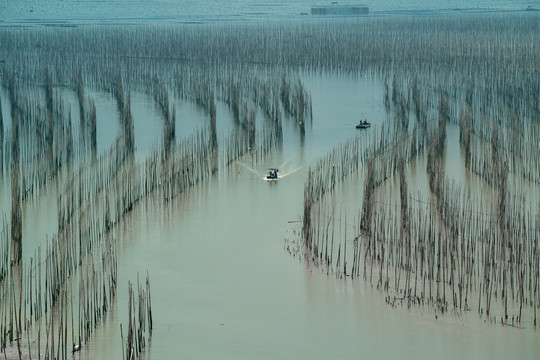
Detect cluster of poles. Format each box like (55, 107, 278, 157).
(0, 221, 118, 359)
(120, 273, 152, 360)
(301, 53, 539, 328)
(0, 19, 315, 358)
(0, 10, 537, 358)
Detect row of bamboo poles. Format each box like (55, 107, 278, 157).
(120, 273, 152, 360)
(0, 27, 312, 357)
(300, 70, 539, 328)
(0, 12, 536, 357)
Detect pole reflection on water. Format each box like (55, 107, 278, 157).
(0, 16, 539, 359)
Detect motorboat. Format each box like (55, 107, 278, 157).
(266, 168, 278, 180)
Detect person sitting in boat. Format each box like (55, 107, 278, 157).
(363, 119, 368, 125)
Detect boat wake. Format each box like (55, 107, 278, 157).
(275, 166, 303, 179)
(235, 157, 304, 181)
(234, 161, 264, 178)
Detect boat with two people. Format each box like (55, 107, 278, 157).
(356, 119, 371, 129)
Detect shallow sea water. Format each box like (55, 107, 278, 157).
(0, 66, 538, 359)
(0, 4, 539, 359)
(72, 74, 537, 359)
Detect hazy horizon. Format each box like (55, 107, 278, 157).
(1, 0, 537, 25)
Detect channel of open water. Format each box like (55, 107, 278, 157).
(0, 66, 538, 359)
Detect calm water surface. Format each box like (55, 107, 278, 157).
(93, 150, 537, 360)
(70, 74, 536, 359)
(0, 45, 538, 360)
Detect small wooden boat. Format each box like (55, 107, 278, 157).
(356, 121, 371, 129)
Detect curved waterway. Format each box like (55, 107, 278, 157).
(90, 152, 538, 360)
(80, 74, 535, 359)
(0, 62, 538, 359)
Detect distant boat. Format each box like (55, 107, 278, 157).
(356, 120, 371, 129)
(311, 4, 369, 16)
